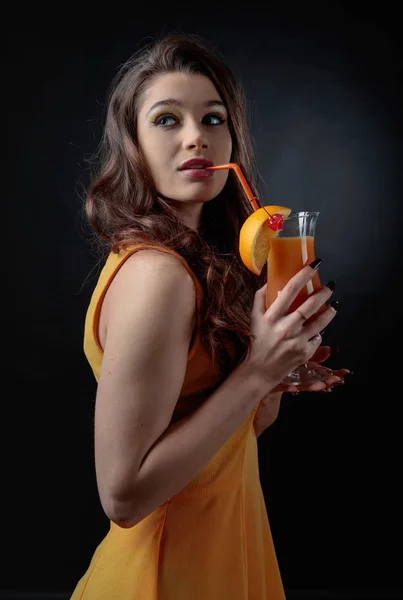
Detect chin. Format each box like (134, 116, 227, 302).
(161, 186, 223, 204)
(186, 191, 218, 203)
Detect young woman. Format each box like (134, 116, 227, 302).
(70, 32, 348, 600)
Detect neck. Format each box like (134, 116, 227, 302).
(156, 194, 202, 232)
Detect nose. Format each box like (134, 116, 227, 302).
(182, 121, 208, 150)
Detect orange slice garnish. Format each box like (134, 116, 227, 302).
(239, 205, 292, 275)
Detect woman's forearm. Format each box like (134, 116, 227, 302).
(112, 362, 272, 528)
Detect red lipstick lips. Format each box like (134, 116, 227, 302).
(179, 158, 214, 178)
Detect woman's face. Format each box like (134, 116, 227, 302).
(137, 72, 232, 227)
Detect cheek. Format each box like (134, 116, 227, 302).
(138, 135, 170, 179)
(222, 132, 232, 160)
(148, 136, 177, 167)
(218, 171, 230, 190)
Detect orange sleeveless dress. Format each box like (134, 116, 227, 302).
(70, 244, 286, 600)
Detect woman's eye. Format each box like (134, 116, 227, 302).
(153, 114, 177, 127)
(152, 113, 226, 127)
(203, 114, 226, 125)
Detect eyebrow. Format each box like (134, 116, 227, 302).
(147, 98, 226, 114)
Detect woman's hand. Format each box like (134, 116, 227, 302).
(253, 346, 352, 437)
(274, 345, 351, 393)
(246, 261, 337, 388)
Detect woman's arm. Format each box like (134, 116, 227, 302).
(94, 250, 272, 529)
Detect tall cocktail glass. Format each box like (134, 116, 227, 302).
(266, 210, 331, 386)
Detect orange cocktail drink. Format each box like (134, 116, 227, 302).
(265, 211, 332, 385)
(266, 211, 322, 314)
(266, 234, 321, 313)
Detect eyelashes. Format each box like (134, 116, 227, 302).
(151, 114, 177, 127)
(204, 114, 226, 126)
(151, 113, 226, 127)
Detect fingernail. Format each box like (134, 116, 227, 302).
(330, 300, 339, 311)
(326, 280, 336, 291)
(309, 258, 322, 270)
(334, 380, 345, 385)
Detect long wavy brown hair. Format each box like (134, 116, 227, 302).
(85, 32, 266, 376)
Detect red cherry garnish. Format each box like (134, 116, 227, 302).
(268, 213, 284, 231)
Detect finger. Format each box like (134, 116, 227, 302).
(332, 369, 351, 378)
(303, 304, 338, 340)
(308, 345, 331, 363)
(275, 383, 299, 393)
(307, 361, 333, 374)
(307, 332, 323, 354)
(295, 380, 328, 392)
(299, 379, 339, 392)
(297, 372, 347, 392)
(335, 368, 351, 376)
(251, 282, 268, 319)
(308, 381, 329, 392)
(267, 259, 322, 319)
(290, 283, 334, 325)
(323, 375, 342, 386)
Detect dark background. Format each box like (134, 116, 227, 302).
(7, 2, 403, 598)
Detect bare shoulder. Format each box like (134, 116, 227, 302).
(111, 248, 195, 297)
(99, 249, 196, 347)
(125, 248, 192, 273)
